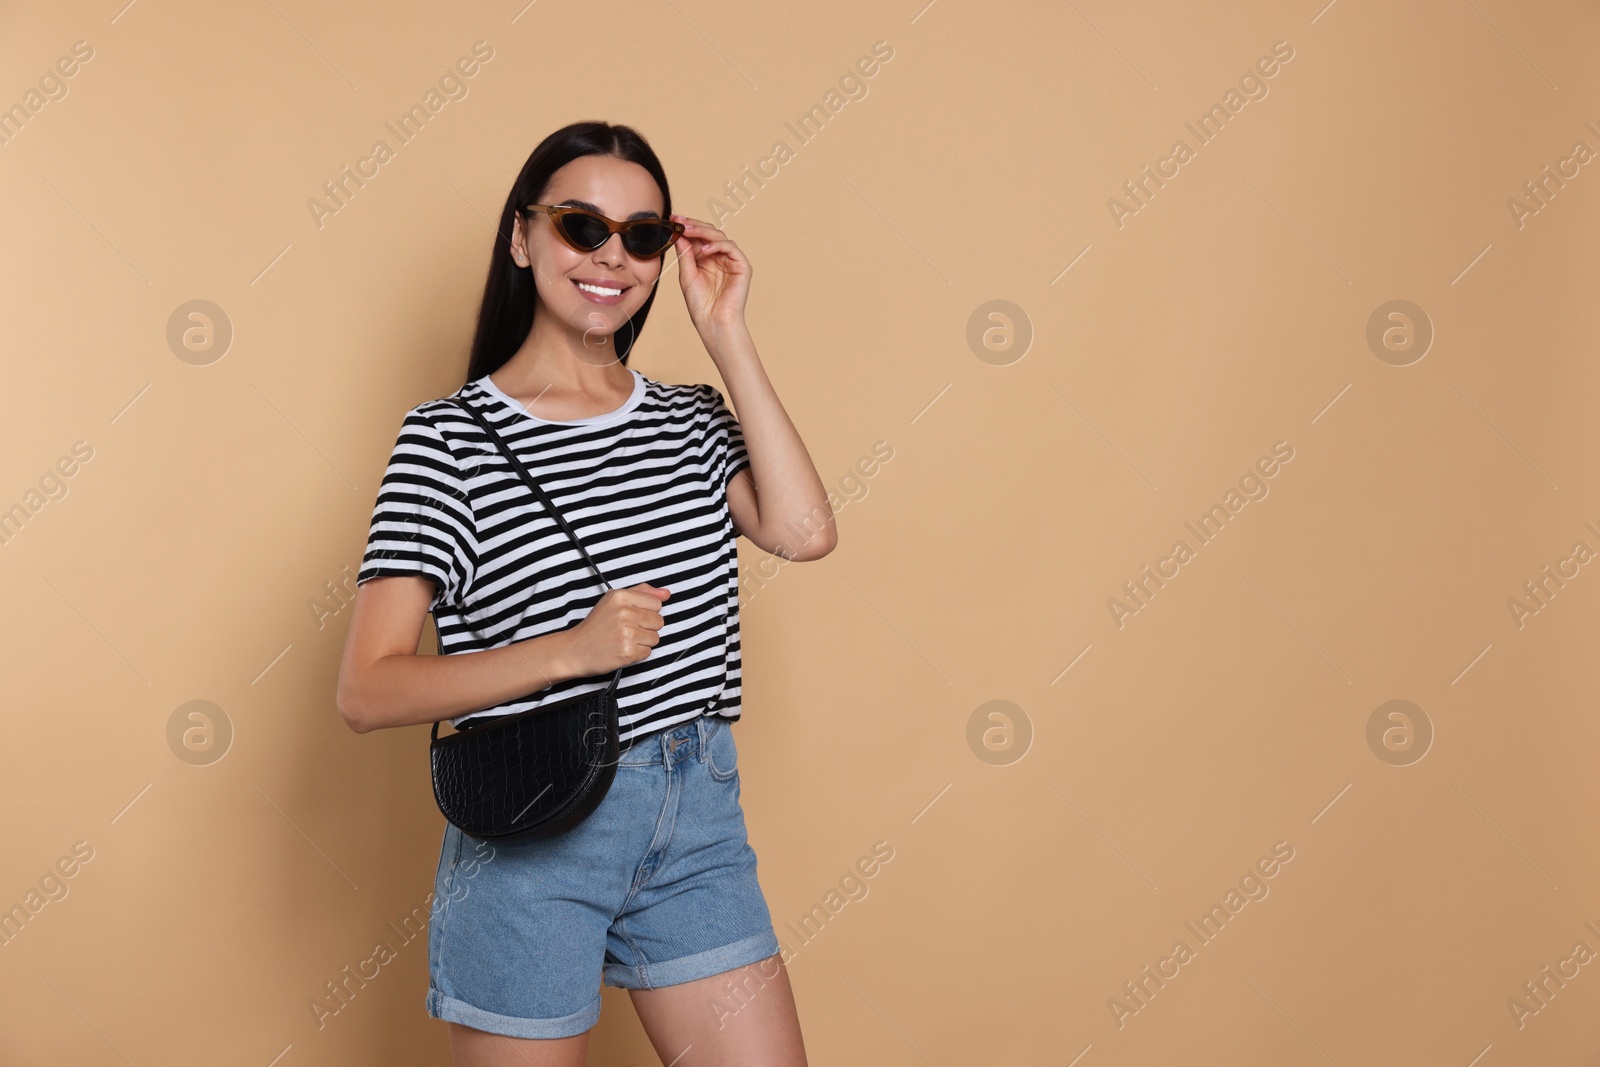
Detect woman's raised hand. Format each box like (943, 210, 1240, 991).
(670, 214, 751, 337)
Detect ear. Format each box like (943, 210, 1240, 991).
(515, 219, 534, 265)
(510, 214, 531, 266)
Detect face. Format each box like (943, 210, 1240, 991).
(512, 154, 668, 348)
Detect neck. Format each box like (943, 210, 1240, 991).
(496, 305, 632, 396)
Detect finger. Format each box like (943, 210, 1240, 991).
(693, 239, 740, 260)
(618, 590, 669, 612)
(672, 236, 699, 274)
(671, 214, 723, 240)
(621, 603, 664, 627)
(617, 605, 663, 631)
(670, 212, 703, 225)
(613, 597, 649, 618)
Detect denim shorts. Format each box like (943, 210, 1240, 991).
(424, 713, 781, 1039)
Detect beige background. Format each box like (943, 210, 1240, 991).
(3, 0, 1598, 1063)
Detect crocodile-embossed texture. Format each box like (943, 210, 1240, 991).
(430, 687, 619, 843)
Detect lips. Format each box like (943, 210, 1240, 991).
(572, 277, 631, 305)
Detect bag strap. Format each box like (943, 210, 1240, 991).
(432, 396, 624, 742)
(451, 397, 614, 593)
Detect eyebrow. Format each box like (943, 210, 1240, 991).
(557, 198, 662, 221)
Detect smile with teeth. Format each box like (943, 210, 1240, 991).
(575, 280, 626, 296)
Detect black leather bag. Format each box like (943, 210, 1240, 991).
(428, 398, 623, 843)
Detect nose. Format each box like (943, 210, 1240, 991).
(592, 231, 627, 267)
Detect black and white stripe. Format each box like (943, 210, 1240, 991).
(356, 368, 750, 744)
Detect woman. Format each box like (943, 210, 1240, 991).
(336, 121, 834, 1066)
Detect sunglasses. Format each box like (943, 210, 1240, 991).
(525, 204, 685, 259)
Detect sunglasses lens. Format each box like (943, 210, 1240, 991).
(623, 223, 674, 257)
(557, 212, 609, 250)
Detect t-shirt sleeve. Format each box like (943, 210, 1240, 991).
(707, 387, 751, 490)
(356, 406, 475, 607)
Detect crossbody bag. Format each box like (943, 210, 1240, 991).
(427, 398, 623, 843)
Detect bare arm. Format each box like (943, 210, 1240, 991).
(335, 574, 668, 734)
(713, 323, 838, 562)
(335, 575, 579, 733)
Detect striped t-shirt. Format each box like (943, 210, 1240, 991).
(355, 367, 751, 745)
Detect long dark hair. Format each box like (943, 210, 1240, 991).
(463, 121, 675, 386)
